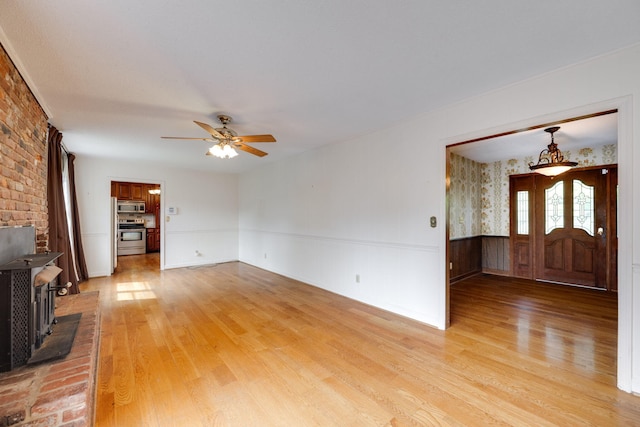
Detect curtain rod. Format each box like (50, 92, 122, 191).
(47, 123, 70, 155)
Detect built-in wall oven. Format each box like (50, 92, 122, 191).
(117, 218, 146, 255)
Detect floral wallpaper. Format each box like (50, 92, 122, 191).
(450, 144, 617, 239)
(449, 153, 482, 239)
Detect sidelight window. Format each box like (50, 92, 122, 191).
(516, 191, 529, 235)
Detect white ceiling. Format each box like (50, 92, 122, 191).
(0, 1, 638, 173)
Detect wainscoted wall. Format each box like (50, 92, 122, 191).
(449, 235, 510, 281)
(449, 236, 482, 282)
(482, 235, 510, 275)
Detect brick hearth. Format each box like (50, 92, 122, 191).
(0, 291, 100, 427)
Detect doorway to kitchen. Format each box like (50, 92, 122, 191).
(111, 180, 161, 272)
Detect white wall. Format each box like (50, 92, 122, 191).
(238, 43, 640, 393)
(239, 133, 444, 327)
(74, 156, 239, 277)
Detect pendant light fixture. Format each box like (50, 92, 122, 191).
(528, 126, 577, 177)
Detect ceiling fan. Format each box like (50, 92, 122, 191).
(162, 114, 276, 158)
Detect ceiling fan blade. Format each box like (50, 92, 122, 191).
(236, 134, 276, 143)
(161, 136, 213, 141)
(236, 143, 268, 157)
(194, 121, 225, 139)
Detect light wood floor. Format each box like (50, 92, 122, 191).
(81, 254, 640, 426)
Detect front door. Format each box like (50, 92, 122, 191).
(510, 166, 617, 290)
(535, 169, 608, 288)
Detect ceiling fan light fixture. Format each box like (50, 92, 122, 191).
(528, 126, 577, 177)
(163, 114, 275, 158)
(223, 144, 238, 158)
(209, 143, 238, 159)
(209, 144, 222, 157)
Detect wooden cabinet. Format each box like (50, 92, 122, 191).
(146, 220, 160, 252)
(143, 184, 160, 213)
(146, 229, 159, 252)
(115, 182, 132, 199)
(145, 185, 161, 252)
(130, 183, 143, 201)
(111, 181, 144, 201)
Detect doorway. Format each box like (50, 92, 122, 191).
(446, 110, 619, 326)
(447, 110, 617, 284)
(110, 180, 161, 272)
(445, 98, 635, 392)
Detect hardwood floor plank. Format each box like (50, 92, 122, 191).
(81, 255, 640, 426)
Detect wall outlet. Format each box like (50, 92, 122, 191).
(356, 274, 360, 283)
(264, 253, 267, 259)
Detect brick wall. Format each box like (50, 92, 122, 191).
(0, 42, 49, 251)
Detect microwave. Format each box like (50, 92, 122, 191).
(117, 201, 145, 213)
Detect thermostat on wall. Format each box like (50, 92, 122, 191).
(167, 206, 178, 215)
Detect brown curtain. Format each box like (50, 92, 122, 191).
(47, 126, 79, 294)
(68, 153, 89, 282)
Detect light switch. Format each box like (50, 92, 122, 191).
(430, 216, 437, 228)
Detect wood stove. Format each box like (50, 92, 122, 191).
(0, 252, 63, 372)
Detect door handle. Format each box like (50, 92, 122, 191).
(597, 227, 604, 236)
